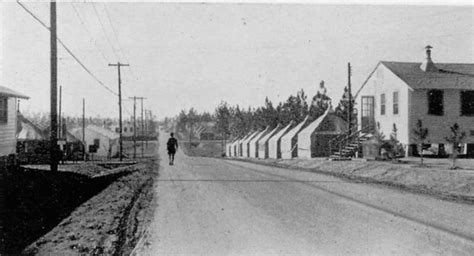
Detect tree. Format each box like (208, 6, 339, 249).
(215, 101, 231, 151)
(413, 119, 429, 166)
(308, 81, 331, 121)
(389, 123, 405, 159)
(335, 85, 357, 129)
(186, 108, 198, 143)
(374, 122, 386, 158)
(445, 123, 466, 169)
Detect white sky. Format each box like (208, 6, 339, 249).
(1, 1, 473, 119)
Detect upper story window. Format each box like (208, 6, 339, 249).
(461, 90, 474, 116)
(428, 90, 444, 116)
(393, 92, 399, 115)
(0, 97, 8, 123)
(380, 93, 386, 115)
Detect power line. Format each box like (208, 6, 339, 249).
(17, 1, 118, 96)
(103, 3, 139, 82)
(69, 2, 109, 64)
(91, 3, 121, 62)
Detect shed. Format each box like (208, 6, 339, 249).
(280, 116, 310, 159)
(71, 125, 119, 158)
(268, 121, 295, 159)
(298, 109, 348, 158)
(249, 126, 270, 158)
(257, 124, 282, 159)
(242, 130, 260, 157)
(0, 85, 29, 156)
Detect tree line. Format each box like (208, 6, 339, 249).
(175, 81, 356, 142)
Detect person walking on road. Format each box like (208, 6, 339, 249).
(167, 132, 179, 165)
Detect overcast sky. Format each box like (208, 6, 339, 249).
(1, 1, 473, 120)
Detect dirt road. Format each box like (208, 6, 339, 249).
(133, 133, 474, 255)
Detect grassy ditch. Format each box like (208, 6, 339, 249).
(1, 166, 125, 255)
(21, 159, 157, 255)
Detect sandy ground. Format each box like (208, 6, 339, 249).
(132, 132, 474, 255)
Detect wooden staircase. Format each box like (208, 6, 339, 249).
(329, 128, 371, 160)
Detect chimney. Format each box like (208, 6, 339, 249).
(420, 45, 438, 72)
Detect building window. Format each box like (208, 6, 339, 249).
(93, 138, 100, 148)
(124, 127, 128, 132)
(380, 94, 386, 115)
(0, 97, 7, 123)
(428, 90, 444, 115)
(393, 92, 399, 115)
(461, 90, 474, 116)
(115, 127, 119, 133)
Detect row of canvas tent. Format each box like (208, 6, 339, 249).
(226, 108, 348, 159)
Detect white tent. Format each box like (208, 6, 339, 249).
(280, 116, 310, 159)
(242, 131, 260, 157)
(231, 139, 240, 157)
(238, 132, 253, 157)
(248, 126, 269, 158)
(268, 121, 294, 159)
(298, 109, 329, 158)
(258, 124, 282, 159)
(298, 109, 347, 158)
(226, 140, 235, 157)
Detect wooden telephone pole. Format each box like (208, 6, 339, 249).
(109, 62, 129, 161)
(50, 1, 58, 172)
(139, 97, 146, 157)
(129, 96, 137, 159)
(348, 62, 352, 136)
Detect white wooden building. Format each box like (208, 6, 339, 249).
(71, 125, 119, 158)
(356, 46, 474, 156)
(0, 86, 28, 156)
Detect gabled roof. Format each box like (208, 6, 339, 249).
(268, 120, 294, 144)
(381, 61, 474, 90)
(299, 108, 331, 136)
(281, 115, 310, 141)
(0, 85, 29, 99)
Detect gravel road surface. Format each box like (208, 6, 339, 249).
(133, 133, 474, 255)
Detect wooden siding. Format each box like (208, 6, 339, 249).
(0, 98, 17, 156)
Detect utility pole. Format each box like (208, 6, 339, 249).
(59, 85, 62, 139)
(108, 62, 129, 161)
(137, 97, 146, 158)
(50, 1, 58, 172)
(83, 98, 86, 161)
(347, 62, 352, 136)
(145, 110, 149, 149)
(129, 96, 137, 159)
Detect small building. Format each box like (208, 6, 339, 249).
(297, 108, 348, 158)
(249, 126, 270, 158)
(268, 121, 295, 159)
(17, 113, 45, 141)
(71, 125, 119, 158)
(280, 116, 311, 159)
(258, 124, 282, 159)
(356, 46, 474, 156)
(242, 131, 260, 158)
(0, 86, 28, 157)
